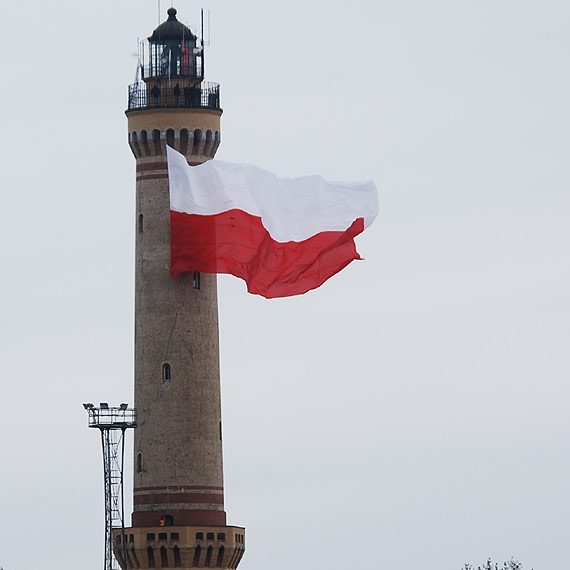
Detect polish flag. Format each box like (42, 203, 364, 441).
(167, 146, 378, 299)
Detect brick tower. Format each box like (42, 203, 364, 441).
(113, 8, 245, 569)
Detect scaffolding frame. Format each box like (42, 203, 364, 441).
(84, 403, 137, 570)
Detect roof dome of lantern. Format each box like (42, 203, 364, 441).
(148, 8, 196, 42)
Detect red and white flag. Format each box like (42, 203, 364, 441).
(167, 146, 378, 299)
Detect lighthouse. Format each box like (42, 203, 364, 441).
(113, 8, 245, 569)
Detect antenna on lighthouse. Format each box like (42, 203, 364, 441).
(201, 7, 211, 46)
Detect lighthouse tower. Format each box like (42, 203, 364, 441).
(113, 8, 245, 569)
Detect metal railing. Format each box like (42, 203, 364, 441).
(127, 82, 221, 111)
(85, 403, 137, 429)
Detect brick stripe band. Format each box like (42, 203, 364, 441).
(137, 173, 168, 181)
(134, 492, 224, 506)
(135, 485, 224, 492)
(136, 162, 168, 172)
(136, 160, 202, 173)
(132, 510, 227, 527)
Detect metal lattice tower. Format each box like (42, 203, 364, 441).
(84, 403, 137, 570)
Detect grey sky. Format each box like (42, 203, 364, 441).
(0, 1, 569, 569)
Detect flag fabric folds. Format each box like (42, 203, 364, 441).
(167, 146, 378, 298)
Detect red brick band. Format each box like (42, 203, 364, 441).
(132, 509, 227, 527)
(135, 485, 224, 492)
(136, 161, 168, 172)
(136, 173, 168, 181)
(135, 159, 203, 173)
(134, 492, 224, 506)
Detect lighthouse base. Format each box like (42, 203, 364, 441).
(112, 525, 245, 569)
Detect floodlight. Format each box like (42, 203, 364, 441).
(119, 403, 128, 410)
(100, 402, 109, 409)
(83, 403, 94, 409)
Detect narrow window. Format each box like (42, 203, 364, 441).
(162, 363, 171, 381)
(174, 545, 182, 568)
(205, 545, 213, 567)
(131, 548, 140, 568)
(141, 130, 151, 157)
(166, 128, 175, 148)
(147, 546, 156, 568)
(138, 213, 143, 233)
(160, 546, 169, 567)
(219, 421, 222, 441)
(192, 545, 202, 567)
(180, 129, 189, 155)
(216, 545, 225, 568)
(137, 453, 142, 473)
(192, 129, 202, 155)
(131, 131, 142, 158)
(129, 534, 134, 543)
(152, 129, 162, 156)
(204, 129, 213, 157)
(115, 550, 125, 568)
(193, 271, 201, 290)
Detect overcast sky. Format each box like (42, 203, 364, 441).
(1, 1, 569, 569)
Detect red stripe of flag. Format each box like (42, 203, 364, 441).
(170, 208, 364, 299)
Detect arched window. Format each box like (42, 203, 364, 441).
(131, 548, 140, 569)
(174, 545, 182, 568)
(217, 533, 225, 541)
(114, 550, 126, 569)
(216, 545, 225, 568)
(152, 129, 162, 156)
(162, 363, 171, 381)
(205, 129, 213, 156)
(141, 130, 150, 157)
(193, 271, 201, 290)
(192, 129, 202, 155)
(166, 128, 175, 148)
(131, 131, 142, 159)
(160, 546, 169, 567)
(192, 545, 202, 567)
(212, 130, 220, 156)
(137, 453, 143, 473)
(195, 532, 204, 540)
(147, 546, 156, 568)
(207, 532, 215, 541)
(159, 533, 167, 541)
(180, 129, 189, 155)
(204, 545, 213, 567)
